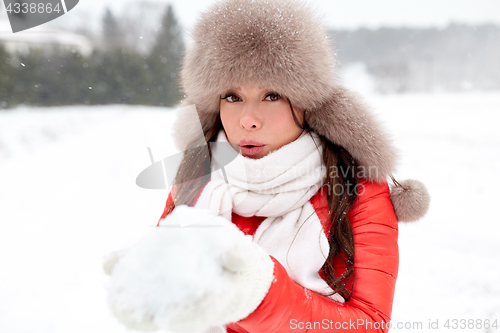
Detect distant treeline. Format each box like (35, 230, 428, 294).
(330, 24, 500, 93)
(1, 13, 499, 108)
(0, 5, 184, 109)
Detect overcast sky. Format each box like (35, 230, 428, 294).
(1, 0, 499, 35)
(72, 0, 500, 31)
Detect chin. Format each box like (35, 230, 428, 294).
(244, 150, 267, 159)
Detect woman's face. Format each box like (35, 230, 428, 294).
(219, 85, 304, 159)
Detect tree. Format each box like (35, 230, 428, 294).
(147, 5, 185, 107)
(101, 8, 124, 51)
(0, 44, 14, 108)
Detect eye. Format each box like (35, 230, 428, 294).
(221, 94, 241, 103)
(264, 92, 281, 101)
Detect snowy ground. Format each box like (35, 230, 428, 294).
(368, 93, 500, 332)
(0, 93, 499, 333)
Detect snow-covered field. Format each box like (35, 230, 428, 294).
(0, 93, 499, 332)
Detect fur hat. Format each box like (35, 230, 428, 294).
(174, 0, 429, 222)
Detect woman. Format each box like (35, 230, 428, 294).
(105, 0, 430, 332)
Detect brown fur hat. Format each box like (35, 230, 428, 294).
(174, 0, 429, 222)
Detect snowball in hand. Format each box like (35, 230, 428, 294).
(105, 205, 272, 332)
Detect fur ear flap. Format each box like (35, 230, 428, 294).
(172, 99, 219, 151)
(390, 178, 430, 222)
(306, 86, 398, 182)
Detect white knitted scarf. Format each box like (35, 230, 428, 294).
(195, 131, 344, 302)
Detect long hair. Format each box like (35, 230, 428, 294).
(167, 100, 358, 300)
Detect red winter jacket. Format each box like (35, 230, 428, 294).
(158, 178, 399, 332)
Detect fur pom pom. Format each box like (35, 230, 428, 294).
(390, 179, 430, 222)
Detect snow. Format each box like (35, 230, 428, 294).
(365, 92, 500, 331)
(107, 205, 254, 332)
(1, 93, 500, 332)
(0, 104, 179, 333)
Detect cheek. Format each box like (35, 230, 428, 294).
(220, 108, 237, 139)
(270, 109, 303, 145)
(270, 108, 300, 133)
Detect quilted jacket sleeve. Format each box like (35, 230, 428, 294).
(157, 189, 175, 226)
(226, 180, 399, 333)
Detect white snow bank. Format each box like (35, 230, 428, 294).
(0, 105, 135, 162)
(0, 94, 499, 333)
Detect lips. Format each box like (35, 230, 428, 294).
(238, 139, 265, 157)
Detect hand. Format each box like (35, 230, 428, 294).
(103, 248, 160, 332)
(104, 205, 274, 333)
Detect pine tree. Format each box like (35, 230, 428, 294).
(0, 44, 13, 108)
(102, 8, 124, 51)
(148, 5, 185, 107)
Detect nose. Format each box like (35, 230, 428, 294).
(240, 101, 262, 130)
